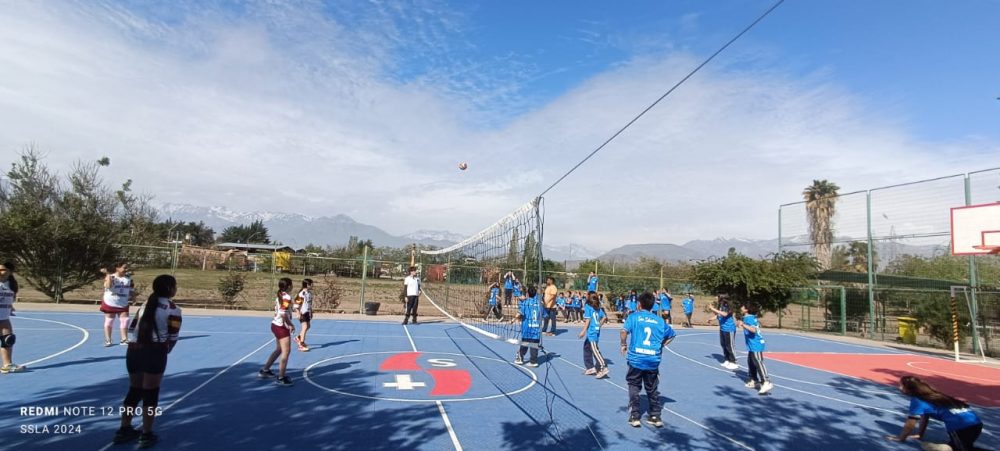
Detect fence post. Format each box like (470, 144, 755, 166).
(359, 245, 369, 315)
(965, 175, 982, 354)
(866, 190, 876, 339)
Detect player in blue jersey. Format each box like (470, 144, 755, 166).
(658, 289, 673, 324)
(707, 295, 738, 370)
(486, 282, 502, 320)
(620, 292, 676, 428)
(737, 303, 773, 395)
(502, 271, 516, 306)
(556, 292, 567, 321)
(682, 294, 695, 328)
(511, 280, 523, 303)
(514, 286, 542, 368)
(887, 375, 982, 450)
(625, 290, 638, 318)
(579, 293, 609, 379)
(587, 271, 599, 292)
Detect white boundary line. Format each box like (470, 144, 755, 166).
(16, 316, 90, 368)
(97, 338, 275, 451)
(905, 361, 1000, 383)
(554, 356, 754, 451)
(405, 325, 463, 451)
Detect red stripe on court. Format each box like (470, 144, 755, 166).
(768, 353, 1000, 407)
(379, 352, 422, 371)
(427, 369, 472, 396)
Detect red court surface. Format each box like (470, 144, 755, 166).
(769, 352, 1000, 407)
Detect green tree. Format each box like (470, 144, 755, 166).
(803, 179, 840, 270)
(0, 148, 152, 302)
(219, 219, 270, 244)
(691, 250, 819, 315)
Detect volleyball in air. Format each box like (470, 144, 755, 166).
(458, 162, 468, 171)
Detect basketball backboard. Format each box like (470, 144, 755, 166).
(951, 203, 1000, 255)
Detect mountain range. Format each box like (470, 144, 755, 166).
(158, 204, 947, 264)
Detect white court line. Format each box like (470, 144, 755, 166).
(96, 338, 275, 451)
(16, 311, 215, 319)
(16, 316, 90, 368)
(403, 324, 463, 451)
(905, 361, 1000, 383)
(555, 356, 754, 451)
(665, 341, 901, 415)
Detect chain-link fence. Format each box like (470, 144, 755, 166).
(779, 167, 1000, 356)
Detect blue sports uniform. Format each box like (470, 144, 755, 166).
(742, 313, 770, 386)
(587, 275, 599, 292)
(584, 304, 606, 342)
(517, 295, 542, 364)
(682, 297, 694, 315)
(489, 287, 499, 306)
(582, 304, 608, 372)
(659, 293, 672, 311)
(717, 303, 737, 364)
(623, 310, 676, 420)
(512, 284, 522, 298)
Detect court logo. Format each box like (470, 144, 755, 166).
(379, 352, 471, 396)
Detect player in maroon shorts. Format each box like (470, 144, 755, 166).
(260, 278, 295, 386)
(293, 279, 314, 352)
(100, 262, 136, 347)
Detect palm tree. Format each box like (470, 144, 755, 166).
(803, 180, 840, 270)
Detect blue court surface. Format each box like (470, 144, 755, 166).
(2, 310, 998, 451)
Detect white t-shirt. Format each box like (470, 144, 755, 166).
(0, 280, 14, 321)
(404, 275, 421, 297)
(103, 274, 133, 308)
(128, 297, 183, 344)
(295, 289, 313, 314)
(271, 292, 293, 327)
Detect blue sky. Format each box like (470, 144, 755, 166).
(1, 0, 997, 250)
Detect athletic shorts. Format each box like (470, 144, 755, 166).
(126, 343, 168, 374)
(100, 303, 129, 314)
(299, 312, 312, 323)
(271, 323, 291, 339)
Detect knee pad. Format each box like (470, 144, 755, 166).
(123, 387, 142, 407)
(0, 333, 14, 348)
(142, 388, 160, 408)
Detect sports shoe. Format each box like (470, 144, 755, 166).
(137, 432, 159, 449)
(745, 380, 758, 389)
(513, 356, 524, 365)
(104, 339, 113, 347)
(294, 335, 302, 345)
(595, 368, 609, 379)
(298, 345, 310, 352)
(120, 339, 128, 346)
(113, 426, 141, 444)
(525, 362, 539, 368)
(275, 376, 293, 386)
(646, 415, 664, 428)
(628, 416, 641, 427)
(724, 361, 739, 370)
(258, 369, 276, 379)
(583, 368, 597, 376)
(0, 364, 25, 374)
(758, 381, 774, 395)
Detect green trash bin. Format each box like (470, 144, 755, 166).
(897, 317, 917, 344)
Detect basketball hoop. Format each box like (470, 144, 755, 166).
(972, 245, 1000, 255)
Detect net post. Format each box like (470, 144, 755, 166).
(866, 190, 876, 340)
(838, 286, 847, 336)
(359, 244, 368, 315)
(950, 286, 961, 362)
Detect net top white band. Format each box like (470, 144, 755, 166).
(419, 199, 537, 256)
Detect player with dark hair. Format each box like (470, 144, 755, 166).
(682, 293, 695, 328)
(514, 285, 542, 368)
(403, 266, 421, 325)
(502, 271, 515, 306)
(658, 289, 672, 324)
(886, 375, 982, 450)
(486, 282, 502, 320)
(293, 278, 314, 352)
(114, 274, 182, 448)
(707, 295, 738, 370)
(101, 262, 136, 346)
(586, 271, 599, 293)
(737, 303, 773, 395)
(620, 291, 676, 428)
(580, 293, 609, 378)
(0, 261, 24, 373)
(260, 277, 295, 386)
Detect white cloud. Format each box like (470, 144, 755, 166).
(0, 2, 995, 252)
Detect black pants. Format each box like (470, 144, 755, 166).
(486, 303, 502, 320)
(404, 295, 419, 323)
(949, 423, 982, 451)
(518, 338, 539, 363)
(542, 307, 557, 333)
(720, 330, 737, 363)
(747, 351, 769, 383)
(583, 339, 606, 371)
(504, 289, 512, 306)
(627, 366, 661, 418)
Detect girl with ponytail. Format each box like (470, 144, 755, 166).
(260, 277, 295, 386)
(887, 375, 982, 450)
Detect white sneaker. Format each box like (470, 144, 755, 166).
(745, 380, 758, 389)
(595, 368, 609, 379)
(513, 357, 524, 365)
(583, 368, 597, 376)
(758, 381, 774, 395)
(725, 362, 739, 370)
(525, 362, 539, 368)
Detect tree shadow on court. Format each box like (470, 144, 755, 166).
(30, 355, 125, 371)
(177, 334, 210, 341)
(305, 339, 359, 350)
(4, 357, 458, 450)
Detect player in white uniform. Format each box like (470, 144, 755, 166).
(114, 274, 182, 448)
(260, 278, 295, 386)
(0, 261, 25, 373)
(101, 262, 136, 347)
(293, 279, 314, 352)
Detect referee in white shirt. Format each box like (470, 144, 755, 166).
(402, 266, 421, 325)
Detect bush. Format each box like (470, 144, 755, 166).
(217, 270, 247, 309)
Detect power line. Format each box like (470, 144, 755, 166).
(538, 0, 786, 198)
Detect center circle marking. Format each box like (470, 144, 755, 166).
(304, 351, 538, 403)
